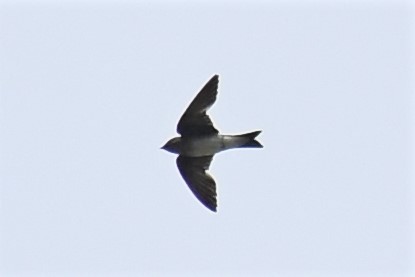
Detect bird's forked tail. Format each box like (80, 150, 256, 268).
(236, 130, 263, 148)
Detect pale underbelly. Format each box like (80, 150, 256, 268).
(180, 135, 246, 157)
(181, 136, 224, 157)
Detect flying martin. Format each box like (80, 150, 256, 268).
(161, 75, 263, 212)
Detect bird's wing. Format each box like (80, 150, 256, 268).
(176, 155, 217, 212)
(177, 75, 219, 137)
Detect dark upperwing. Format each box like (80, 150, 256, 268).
(177, 75, 219, 137)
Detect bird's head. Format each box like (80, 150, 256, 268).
(161, 137, 182, 154)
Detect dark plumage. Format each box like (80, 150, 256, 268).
(162, 75, 262, 212)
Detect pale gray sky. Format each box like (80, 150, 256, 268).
(0, 1, 414, 276)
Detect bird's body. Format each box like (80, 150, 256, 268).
(163, 132, 261, 157)
(161, 75, 262, 212)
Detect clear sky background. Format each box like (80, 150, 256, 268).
(0, 1, 414, 276)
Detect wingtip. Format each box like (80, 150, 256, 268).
(208, 205, 217, 213)
(203, 200, 217, 213)
(202, 198, 217, 213)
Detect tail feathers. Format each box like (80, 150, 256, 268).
(237, 130, 261, 139)
(241, 140, 263, 148)
(237, 130, 263, 148)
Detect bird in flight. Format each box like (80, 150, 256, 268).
(161, 75, 263, 212)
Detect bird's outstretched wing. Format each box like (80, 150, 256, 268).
(177, 75, 219, 137)
(176, 155, 217, 212)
